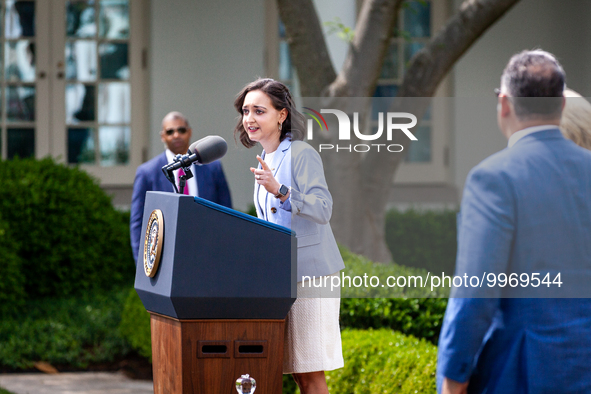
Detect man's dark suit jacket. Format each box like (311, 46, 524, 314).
(130, 152, 232, 262)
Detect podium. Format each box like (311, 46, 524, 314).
(135, 192, 296, 394)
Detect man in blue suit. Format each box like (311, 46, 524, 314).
(437, 50, 591, 393)
(130, 111, 232, 262)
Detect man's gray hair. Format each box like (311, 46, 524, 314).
(500, 49, 565, 120)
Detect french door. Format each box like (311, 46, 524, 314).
(0, 0, 147, 185)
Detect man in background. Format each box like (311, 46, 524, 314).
(130, 111, 232, 262)
(437, 50, 591, 393)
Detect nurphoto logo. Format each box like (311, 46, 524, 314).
(303, 107, 418, 153)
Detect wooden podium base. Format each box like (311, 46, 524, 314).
(150, 313, 285, 394)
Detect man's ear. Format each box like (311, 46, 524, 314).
(500, 96, 512, 118)
(561, 96, 566, 112)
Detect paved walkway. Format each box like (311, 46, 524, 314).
(0, 372, 153, 394)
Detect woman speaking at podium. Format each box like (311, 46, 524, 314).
(234, 78, 345, 394)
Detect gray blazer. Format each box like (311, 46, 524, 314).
(254, 138, 345, 282)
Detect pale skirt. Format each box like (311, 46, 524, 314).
(283, 274, 344, 374)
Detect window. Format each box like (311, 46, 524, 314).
(0, 0, 148, 186)
(374, 0, 432, 163)
(374, 0, 451, 184)
(0, 0, 37, 159)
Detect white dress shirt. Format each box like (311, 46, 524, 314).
(508, 125, 557, 148)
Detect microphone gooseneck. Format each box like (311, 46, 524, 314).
(161, 135, 228, 194)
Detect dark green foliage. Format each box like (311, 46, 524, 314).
(0, 157, 135, 300)
(338, 246, 448, 344)
(340, 298, 447, 345)
(0, 214, 25, 315)
(326, 329, 437, 393)
(340, 246, 449, 298)
(118, 287, 152, 360)
(0, 388, 14, 394)
(0, 287, 131, 369)
(283, 374, 298, 393)
(385, 208, 458, 274)
(244, 203, 258, 217)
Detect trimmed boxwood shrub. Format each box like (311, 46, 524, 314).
(0, 287, 130, 369)
(0, 157, 134, 299)
(385, 208, 458, 274)
(0, 214, 25, 316)
(339, 246, 449, 298)
(338, 247, 447, 344)
(340, 298, 446, 345)
(326, 329, 437, 393)
(118, 287, 152, 360)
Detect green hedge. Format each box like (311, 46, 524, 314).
(326, 329, 436, 393)
(385, 208, 458, 274)
(0, 214, 25, 315)
(0, 287, 131, 369)
(118, 288, 152, 360)
(340, 298, 446, 345)
(338, 247, 447, 344)
(0, 157, 134, 301)
(340, 246, 449, 298)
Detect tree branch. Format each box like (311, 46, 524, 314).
(398, 0, 521, 98)
(276, 0, 336, 96)
(330, 0, 404, 97)
(362, 0, 521, 183)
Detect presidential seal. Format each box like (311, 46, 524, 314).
(144, 209, 164, 277)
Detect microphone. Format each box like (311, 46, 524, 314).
(162, 135, 228, 172)
(188, 135, 228, 165)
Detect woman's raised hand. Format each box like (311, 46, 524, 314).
(250, 155, 281, 195)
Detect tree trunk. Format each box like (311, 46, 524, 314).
(279, 0, 521, 263)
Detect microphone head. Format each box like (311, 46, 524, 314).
(188, 136, 212, 154)
(189, 135, 228, 164)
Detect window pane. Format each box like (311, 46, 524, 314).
(5, 0, 35, 39)
(6, 86, 34, 121)
(279, 41, 292, 82)
(99, 42, 128, 79)
(98, 82, 130, 123)
(7, 127, 34, 159)
(279, 19, 286, 39)
(66, 40, 97, 81)
(99, 0, 129, 39)
(66, 83, 95, 123)
(372, 85, 398, 120)
(68, 127, 95, 163)
(380, 43, 399, 80)
(66, 1, 96, 38)
(99, 125, 129, 165)
(423, 104, 432, 121)
(405, 125, 431, 162)
(5, 40, 35, 82)
(403, 1, 430, 38)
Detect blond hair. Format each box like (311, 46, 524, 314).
(560, 89, 591, 150)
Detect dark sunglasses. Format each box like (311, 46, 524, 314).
(164, 127, 188, 136)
